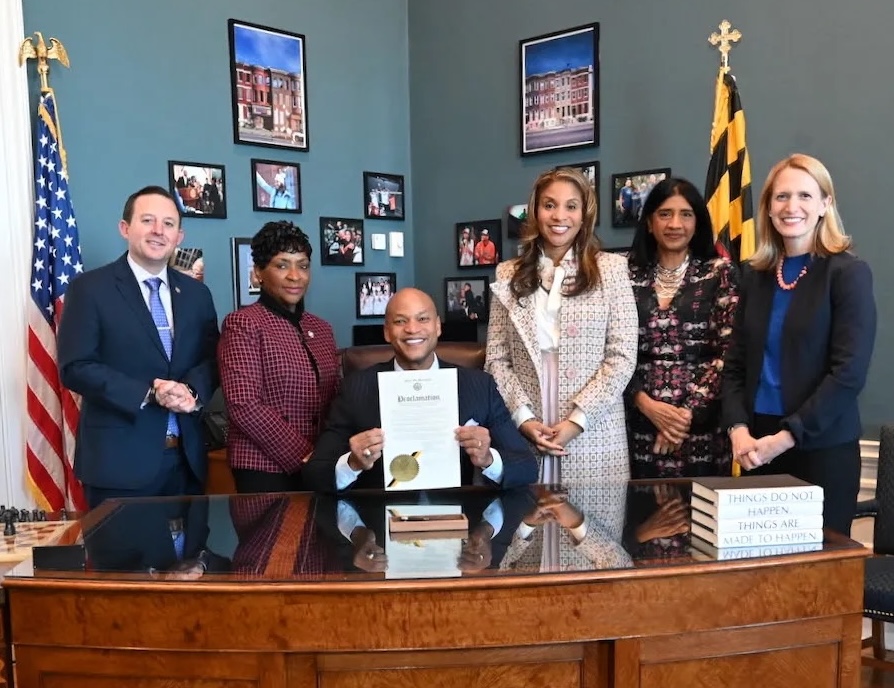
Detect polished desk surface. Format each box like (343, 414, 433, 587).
(4, 479, 865, 586)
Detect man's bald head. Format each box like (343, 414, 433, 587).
(383, 288, 442, 370)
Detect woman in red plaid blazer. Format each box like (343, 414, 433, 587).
(218, 222, 340, 493)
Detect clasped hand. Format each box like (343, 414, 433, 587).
(519, 419, 581, 456)
(637, 395, 691, 455)
(153, 378, 197, 414)
(730, 427, 795, 470)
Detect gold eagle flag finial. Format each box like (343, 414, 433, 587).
(19, 31, 70, 93)
(708, 20, 742, 75)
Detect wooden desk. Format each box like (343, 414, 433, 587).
(2, 486, 868, 688)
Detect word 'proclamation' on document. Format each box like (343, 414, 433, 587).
(378, 368, 461, 491)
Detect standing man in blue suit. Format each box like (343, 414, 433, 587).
(304, 288, 538, 492)
(58, 185, 220, 508)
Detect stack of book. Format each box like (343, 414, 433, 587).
(689, 475, 824, 559)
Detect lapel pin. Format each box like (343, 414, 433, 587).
(308, 331, 315, 338)
(174, 287, 181, 294)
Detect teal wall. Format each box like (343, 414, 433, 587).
(23, 0, 893, 435)
(22, 0, 411, 348)
(407, 0, 893, 437)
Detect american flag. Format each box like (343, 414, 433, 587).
(25, 92, 86, 511)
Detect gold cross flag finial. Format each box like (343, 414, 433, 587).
(19, 31, 70, 93)
(708, 20, 742, 74)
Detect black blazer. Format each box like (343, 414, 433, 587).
(304, 360, 538, 492)
(721, 253, 876, 450)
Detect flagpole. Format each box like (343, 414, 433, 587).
(20, 32, 87, 512)
(705, 20, 754, 479)
(19, 32, 70, 172)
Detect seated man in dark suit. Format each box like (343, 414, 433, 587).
(304, 288, 537, 492)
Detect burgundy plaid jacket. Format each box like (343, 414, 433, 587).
(218, 303, 339, 474)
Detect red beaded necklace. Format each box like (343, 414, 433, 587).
(775, 257, 809, 291)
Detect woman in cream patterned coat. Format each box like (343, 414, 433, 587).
(486, 167, 638, 520)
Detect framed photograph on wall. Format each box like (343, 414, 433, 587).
(506, 203, 528, 240)
(356, 272, 396, 319)
(444, 277, 489, 324)
(231, 237, 260, 308)
(562, 159, 600, 226)
(228, 19, 309, 151)
(169, 160, 227, 219)
(251, 159, 301, 213)
(611, 167, 671, 227)
(320, 217, 364, 266)
(456, 219, 502, 269)
(169, 247, 205, 283)
(363, 172, 405, 220)
(520, 23, 599, 156)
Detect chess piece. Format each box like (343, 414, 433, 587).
(19, 508, 29, 522)
(38, 510, 47, 522)
(4, 513, 16, 537)
(59, 508, 68, 522)
(31, 509, 39, 522)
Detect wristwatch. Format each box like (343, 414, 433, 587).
(185, 384, 203, 414)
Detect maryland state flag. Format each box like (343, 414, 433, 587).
(705, 69, 755, 263)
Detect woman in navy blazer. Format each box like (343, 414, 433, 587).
(721, 154, 876, 535)
(218, 222, 340, 493)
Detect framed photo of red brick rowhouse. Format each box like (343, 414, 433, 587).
(520, 23, 599, 157)
(228, 19, 309, 151)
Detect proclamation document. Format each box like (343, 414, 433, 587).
(377, 369, 460, 491)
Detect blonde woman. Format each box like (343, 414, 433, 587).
(721, 154, 876, 535)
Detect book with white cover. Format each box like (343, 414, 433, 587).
(689, 536, 823, 561)
(690, 509, 823, 534)
(690, 494, 823, 520)
(690, 521, 823, 548)
(691, 475, 823, 507)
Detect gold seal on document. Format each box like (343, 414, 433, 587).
(389, 453, 420, 483)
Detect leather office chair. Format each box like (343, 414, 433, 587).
(861, 424, 894, 670)
(341, 341, 486, 376)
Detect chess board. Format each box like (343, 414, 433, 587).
(0, 520, 78, 563)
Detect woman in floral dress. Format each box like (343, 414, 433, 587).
(626, 178, 739, 478)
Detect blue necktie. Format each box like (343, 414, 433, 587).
(172, 530, 185, 560)
(145, 277, 179, 437)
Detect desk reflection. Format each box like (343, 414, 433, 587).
(84, 499, 231, 579)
